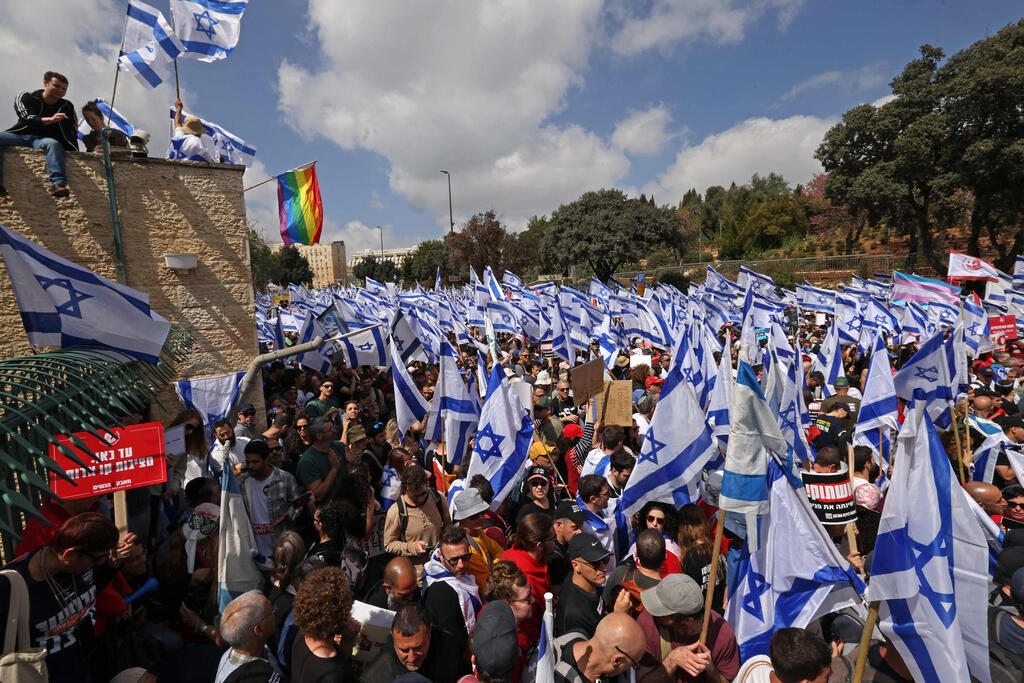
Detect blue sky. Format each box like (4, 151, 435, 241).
(3, 1, 1021, 258)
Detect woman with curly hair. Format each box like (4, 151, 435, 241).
(291, 566, 357, 682)
(624, 501, 683, 575)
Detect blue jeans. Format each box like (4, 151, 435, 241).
(0, 132, 67, 186)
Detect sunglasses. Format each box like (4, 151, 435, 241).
(615, 646, 641, 671)
(1007, 501, 1024, 509)
(530, 479, 549, 487)
(297, 424, 309, 430)
(241, 410, 255, 417)
(322, 384, 334, 389)
(442, 551, 472, 566)
(646, 515, 665, 525)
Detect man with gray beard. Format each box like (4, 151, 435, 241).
(364, 556, 421, 610)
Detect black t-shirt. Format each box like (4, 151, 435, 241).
(516, 499, 555, 524)
(554, 580, 601, 639)
(811, 414, 849, 450)
(0, 550, 117, 683)
(547, 542, 571, 587)
(291, 635, 353, 682)
(552, 396, 578, 421)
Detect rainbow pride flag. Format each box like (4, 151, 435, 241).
(277, 164, 323, 245)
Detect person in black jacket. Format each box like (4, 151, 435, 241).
(0, 71, 80, 198)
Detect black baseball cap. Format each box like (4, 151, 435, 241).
(526, 465, 548, 482)
(568, 533, 610, 563)
(470, 600, 519, 676)
(554, 500, 587, 525)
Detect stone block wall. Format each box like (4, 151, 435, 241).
(0, 147, 265, 425)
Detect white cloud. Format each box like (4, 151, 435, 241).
(644, 115, 835, 199)
(329, 220, 402, 257)
(279, 0, 631, 237)
(610, 0, 806, 56)
(779, 62, 887, 101)
(611, 105, 677, 155)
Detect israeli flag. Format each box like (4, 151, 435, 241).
(811, 320, 843, 397)
(77, 97, 134, 141)
(962, 294, 990, 357)
(0, 223, 171, 364)
(727, 460, 865, 661)
(465, 366, 534, 509)
(380, 465, 400, 511)
(174, 370, 246, 440)
(439, 341, 479, 467)
(390, 309, 428, 365)
(868, 402, 991, 683)
(339, 325, 389, 368)
(706, 334, 733, 450)
(502, 270, 523, 288)
(968, 413, 1009, 484)
(118, 0, 185, 89)
(779, 352, 813, 464)
(620, 360, 717, 518)
(170, 0, 248, 62)
(797, 283, 835, 313)
(165, 106, 256, 166)
(720, 361, 788, 551)
(893, 329, 954, 429)
(485, 300, 520, 335)
(535, 617, 556, 683)
(217, 464, 263, 611)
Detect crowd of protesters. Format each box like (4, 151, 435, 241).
(5, 317, 1024, 683)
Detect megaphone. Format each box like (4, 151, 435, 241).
(125, 576, 159, 604)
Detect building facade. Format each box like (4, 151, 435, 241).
(347, 245, 416, 271)
(270, 240, 348, 288)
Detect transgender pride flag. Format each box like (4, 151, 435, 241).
(891, 271, 960, 307)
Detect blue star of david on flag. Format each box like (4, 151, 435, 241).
(741, 568, 770, 622)
(356, 341, 375, 351)
(193, 9, 219, 39)
(35, 275, 92, 317)
(474, 423, 506, 463)
(638, 429, 667, 465)
(914, 366, 938, 383)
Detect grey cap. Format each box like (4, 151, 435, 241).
(452, 487, 489, 521)
(640, 573, 704, 617)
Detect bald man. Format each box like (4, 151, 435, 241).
(365, 556, 420, 611)
(554, 612, 646, 683)
(966, 481, 1007, 519)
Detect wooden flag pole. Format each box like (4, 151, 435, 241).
(699, 510, 725, 645)
(846, 444, 860, 556)
(174, 60, 181, 100)
(243, 160, 318, 192)
(852, 601, 880, 683)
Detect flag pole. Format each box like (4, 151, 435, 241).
(852, 601, 880, 683)
(107, 11, 130, 127)
(699, 509, 724, 645)
(174, 59, 180, 100)
(243, 161, 318, 192)
(846, 445, 860, 557)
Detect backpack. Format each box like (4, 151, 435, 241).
(988, 605, 1024, 680)
(396, 488, 449, 542)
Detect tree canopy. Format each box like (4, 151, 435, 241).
(249, 229, 314, 287)
(543, 189, 681, 283)
(352, 255, 400, 283)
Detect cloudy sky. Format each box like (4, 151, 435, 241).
(2, 1, 1019, 256)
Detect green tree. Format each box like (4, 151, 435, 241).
(402, 239, 452, 284)
(447, 210, 509, 277)
(278, 245, 315, 285)
(352, 256, 399, 283)
(543, 189, 680, 283)
(248, 228, 282, 287)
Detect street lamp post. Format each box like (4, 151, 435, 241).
(440, 170, 454, 233)
(376, 225, 384, 262)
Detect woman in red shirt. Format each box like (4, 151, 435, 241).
(495, 513, 553, 650)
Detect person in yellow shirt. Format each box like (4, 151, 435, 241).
(452, 487, 504, 591)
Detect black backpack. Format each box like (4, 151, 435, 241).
(988, 605, 1024, 681)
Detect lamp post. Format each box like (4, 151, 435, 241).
(376, 225, 384, 262)
(440, 170, 454, 233)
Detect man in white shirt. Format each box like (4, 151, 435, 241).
(238, 440, 301, 560)
(581, 425, 630, 478)
(214, 591, 282, 683)
(211, 418, 250, 476)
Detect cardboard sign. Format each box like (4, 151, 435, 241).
(541, 341, 554, 358)
(317, 303, 348, 337)
(989, 315, 1018, 345)
(571, 358, 605, 406)
(271, 293, 281, 306)
(348, 600, 395, 662)
(800, 469, 856, 525)
(280, 291, 291, 305)
(594, 380, 633, 427)
(356, 512, 388, 559)
(630, 353, 653, 369)
(49, 422, 167, 500)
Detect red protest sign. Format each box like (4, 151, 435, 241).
(48, 422, 167, 500)
(989, 315, 1018, 346)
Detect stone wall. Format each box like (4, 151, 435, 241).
(0, 147, 265, 424)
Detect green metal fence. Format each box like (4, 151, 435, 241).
(0, 327, 194, 563)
